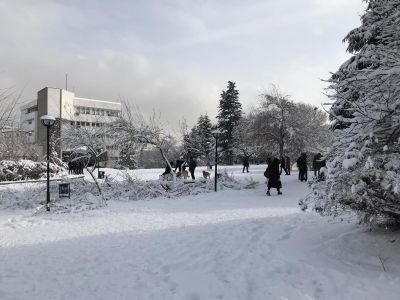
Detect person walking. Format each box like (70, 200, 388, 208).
(313, 153, 322, 178)
(188, 156, 197, 180)
(266, 158, 282, 196)
(297, 153, 308, 182)
(285, 156, 291, 175)
(242, 156, 250, 173)
(280, 157, 289, 175)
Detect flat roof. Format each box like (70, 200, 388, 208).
(74, 97, 121, 105)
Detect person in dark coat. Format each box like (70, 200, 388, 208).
(264, 158, 272, 180)
(280, 157, 289, 175)
(313, 153, 323, 178)
(188, 156, 197, 180)
(174, 159, 184, 172)
(285, 156, 291, 175)
(162, 161, 173, 175)
(242, 156, 250, 173)
(267, 158, 282, 196)
(297, 153, 308, 182)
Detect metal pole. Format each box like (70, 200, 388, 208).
(46, 126, 50, 211)
(214, 137, 218, 192)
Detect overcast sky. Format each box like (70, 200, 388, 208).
(0, 0, 365, 130)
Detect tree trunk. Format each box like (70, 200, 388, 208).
(279, 142, 284, 158)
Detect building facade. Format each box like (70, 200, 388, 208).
(20, 87, 122, 164)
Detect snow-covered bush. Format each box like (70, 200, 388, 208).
(102, 169, 258, 201)
(0, 178, 103, 212)
(304, 0, 400, 225)
(0, 168, 258, 213)
(0, 160, 67, 182)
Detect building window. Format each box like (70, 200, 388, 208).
(106, 110, 119, 117)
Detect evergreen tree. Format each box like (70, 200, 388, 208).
(196, 114, 214, 166)
(117, 142, 137, 169)
(182, 125, 202, 159)
(217, 81, 242, 164)
(304, 0, 400, 225)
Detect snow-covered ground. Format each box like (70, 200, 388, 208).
(0, 165, 400, 300)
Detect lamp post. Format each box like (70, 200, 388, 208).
(40, 115, 56, 211)
(212, 129, 221, 192)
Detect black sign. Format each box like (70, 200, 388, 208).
(59, 183, 70, 199)
(98, 171, 105, 179)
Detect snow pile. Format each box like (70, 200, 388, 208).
(102, 169, 258, 201)
(0, 159, 67, 182)
(0, 167, 399, 300)
(0, 168, 257, 213)
(0, 178, 105, 213)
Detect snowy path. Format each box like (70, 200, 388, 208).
(0, 166, 400, 299)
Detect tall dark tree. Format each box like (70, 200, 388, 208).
(217, 81, 242, 164)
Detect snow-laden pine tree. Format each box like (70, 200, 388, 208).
(306, 0, 400, 224)
(217, 81, 242, 164)
(196, 114, 214, 166)
(182, 125, 202, 159)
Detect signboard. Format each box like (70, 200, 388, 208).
(59, 183, 70, 199)
(98, 171, 105, 179)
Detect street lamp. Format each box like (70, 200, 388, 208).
(212, 129, 221, 192)
(40, 115, 56, 211)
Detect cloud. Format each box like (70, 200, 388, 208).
(0, 0, 365, 132)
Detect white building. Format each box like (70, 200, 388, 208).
(20, 87, 122, 164)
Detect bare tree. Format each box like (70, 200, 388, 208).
(232, 116, 258, 160)
(0, 130, 41, 161)
(0, 87, 20, 132)
(253, 85, 296, 158)
(61, 118, 110, 197)
(114, 103, 176, 170)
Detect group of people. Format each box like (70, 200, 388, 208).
(68, 160, 85, 175)
(159, 152, 325, 193)
(161, 157, 197, 180)
(263, 153, 326, 196)
(295, 152, 326, 183)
